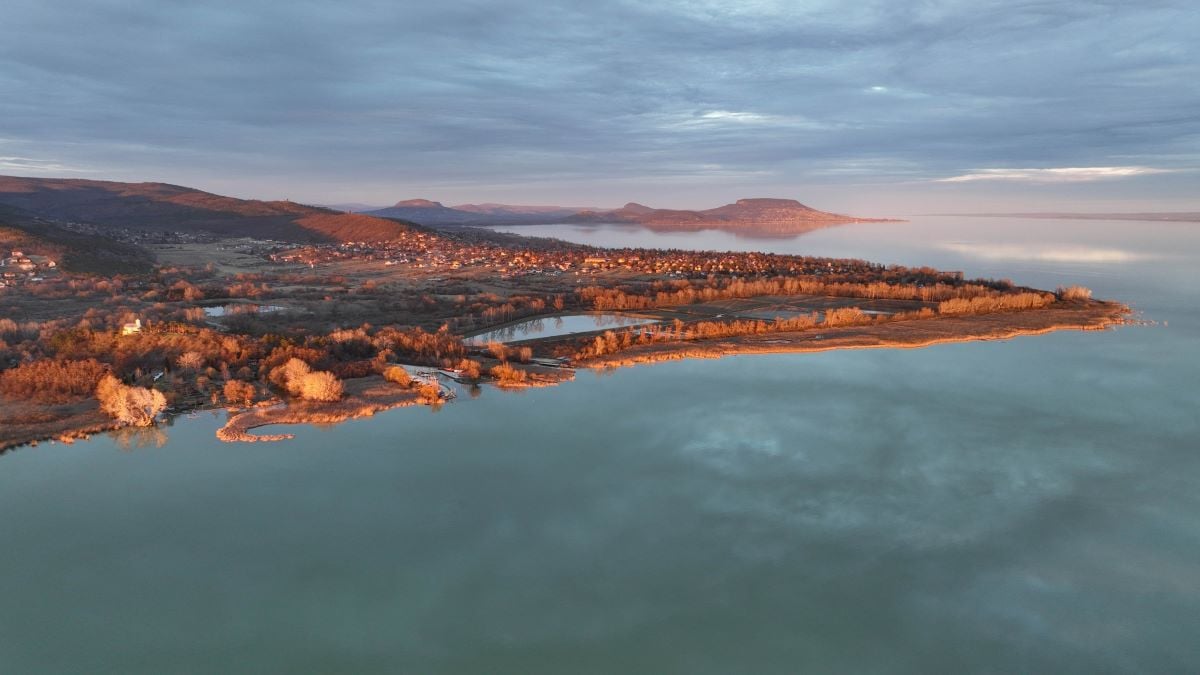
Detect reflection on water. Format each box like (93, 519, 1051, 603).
(109, 425, 169, 450)
(465, 313, 658, 344)
(203, 303, 286, 317)
(1, 216, 1198, 673)
(937, 241, 1154, 263)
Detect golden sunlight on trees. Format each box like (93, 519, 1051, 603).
(823, 307, 869, 327)
(382, 365, 412, 387)
(267, 357, 343, 401)
(487, 341, 508, 362)
(1057, 285, 1093, 301)
(176, 351, 204, 371)
(0, 358, 108, 403)
(95, 374, 166, 426)
(416, 381, 442, 403)
(937, 292, 1053, 315)
(454, 358, 483, 381)
(223, 379, 256, 406)
(298, 371, 344, 402)
(490, 362, 527, 385)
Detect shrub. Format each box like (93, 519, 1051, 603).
(490, 362, 527, 385)
(382, 366, 411, 387)
(416, 381, 442, 402)
(1057, 285, 1093, 301)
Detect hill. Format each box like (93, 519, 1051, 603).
(450, 203, 592, 219)
(0, 176, 425, 243)
(367, 199, 482, 225)
(568, 198, 899, 234)
(367, 200, 594, 226)
(0, 204, 154, 275)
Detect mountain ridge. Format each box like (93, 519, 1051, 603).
(0, 176, 427, 243)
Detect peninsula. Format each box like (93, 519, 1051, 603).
(0, 176, 1128, 450)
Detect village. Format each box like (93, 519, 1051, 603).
(0, 249, 60, 288)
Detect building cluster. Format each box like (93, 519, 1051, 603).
(253, 231, 918, 286)
(0, 250, 58, 287)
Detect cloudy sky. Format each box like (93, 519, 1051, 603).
(1, 0, 1196, 212)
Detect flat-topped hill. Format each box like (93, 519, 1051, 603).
(567, 197, 899, 234)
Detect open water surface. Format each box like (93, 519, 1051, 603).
(2, 216, 1197, 673)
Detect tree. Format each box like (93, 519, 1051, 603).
(298, 371, 343, 402)
(269, 357, 312, 395)
(96, 374, 166, 427)
(382, 365, 412, 387)
(176, 351, 204, 371)
(223, 379, 256, 406)
(487, 341, 507, 362)
(416, 381, 442, 403)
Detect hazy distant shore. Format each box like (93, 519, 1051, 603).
(926, 212, 1200, 223)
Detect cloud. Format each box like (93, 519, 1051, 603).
(0, 0, 1196, 205)
(699, 110, 773, 124)
(935, 167, 1177, 183)
(0, 156, 92, 174)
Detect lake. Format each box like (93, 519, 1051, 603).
(2, 216, 1197, 673)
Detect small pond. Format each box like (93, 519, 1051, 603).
(465, 313, 659, 345)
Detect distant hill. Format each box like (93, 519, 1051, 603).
(365, 197, 896, 233)
(368, 200, 596, 226)
(320, 202, 389, 213)
(0, 176, 426, 243)
(367, 199, 482, 225)
(450, 203, 595, 219)
(567, 198, 900, 234)
(0, 204, 153, 275)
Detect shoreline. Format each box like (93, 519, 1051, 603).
(1, 302, 1130, 451)
(574, 302, 1128, 369)
(215, 375, 426, 443)
(0, 400, 122, 454)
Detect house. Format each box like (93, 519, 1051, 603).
(121, 319, 143, 335)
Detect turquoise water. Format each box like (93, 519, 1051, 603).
(1, 217, 1197, 673)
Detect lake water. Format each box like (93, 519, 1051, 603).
(2, 217, 1198, 673)
(203, 303, 286, 317)
(465, 313, 658, 345)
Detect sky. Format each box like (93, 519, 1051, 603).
(1, 0, 1197, 213)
